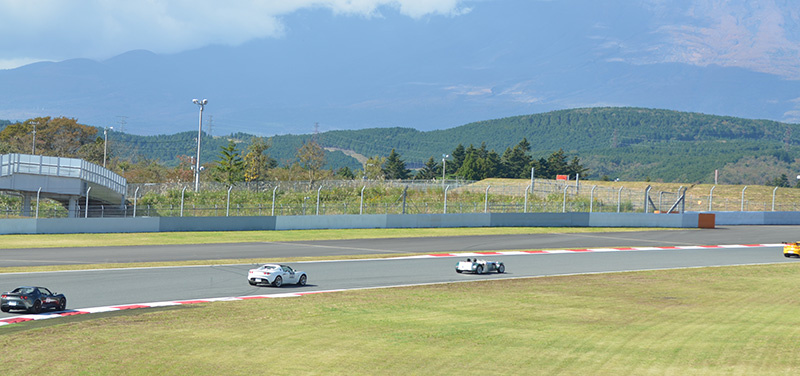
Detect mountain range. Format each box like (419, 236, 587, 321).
(1, 0, 799, 137)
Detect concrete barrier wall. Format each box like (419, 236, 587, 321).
(388, 213, 493, 228)
(0, 218, 37, 234)
(35, 217, 160, 234)
(275, 214, 384, 230)
(589, 213, 699, 228)
(707, 211, 800, 226)
(0, 212, 713, 235)
(160, 216, 276, 232)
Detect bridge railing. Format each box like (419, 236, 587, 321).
(0, 153, 127, 196)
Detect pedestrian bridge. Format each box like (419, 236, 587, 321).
(0, 153, 127, 217)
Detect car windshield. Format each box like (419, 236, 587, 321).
(260, 265, 278, 270)
(12, 287, 35, 294)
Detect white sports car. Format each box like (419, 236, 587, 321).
(455, 258, 505, 274)
(248, 264, 308, 287)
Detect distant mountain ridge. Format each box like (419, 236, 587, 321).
(2, 1, 800, 135)
(83, 107, 800, 184)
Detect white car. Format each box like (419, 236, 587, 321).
(248, 264, 308, 287)
(455, 258, 505, 274)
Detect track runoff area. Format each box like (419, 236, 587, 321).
(0, 241, 785, 327)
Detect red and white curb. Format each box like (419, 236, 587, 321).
(394, 243, 783, 259)
(0, 243, 783, 327)
(0, 290, 346, 327)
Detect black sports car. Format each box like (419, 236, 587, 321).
(1, 286, 66, 314)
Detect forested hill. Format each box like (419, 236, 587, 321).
(316, 107, 797, 160)
(310, 107, 800, 184)
(25, 107, 800, 184)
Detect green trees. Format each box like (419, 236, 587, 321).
(415, 157, 440, 180)
(448, 140, 587, 181)
(363, 156, 386, 180)
(455, 143, 501, 180)
(296, 139, 327, 186)
(383, 149, 410, 180)
(243, 137, 277, 182)
(0, 117, 97, 158)
(77, 136, 105, 166)
(212, 140, 245, 186)
(336, 166, 356, 179)
(449, 144, 466, 175)
(500, 139, 532, 178)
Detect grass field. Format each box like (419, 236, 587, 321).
(1, 264, 799, 375)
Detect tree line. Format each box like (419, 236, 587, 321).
(5, 106, 799, 185)
(0, 117, 588, 186)
(413, 139, 587, 181)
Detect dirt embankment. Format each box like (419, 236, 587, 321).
(324, 147, 368, 166)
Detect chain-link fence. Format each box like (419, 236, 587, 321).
(3, 179, 800, 218)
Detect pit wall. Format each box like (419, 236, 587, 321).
(0, 212, 708, 235)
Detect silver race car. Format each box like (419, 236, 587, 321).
(248, 264, 308, 287)
(455, 258, 505, 274)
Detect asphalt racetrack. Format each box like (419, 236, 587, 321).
(1, 225, 798, 319)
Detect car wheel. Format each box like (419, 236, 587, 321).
(58, 298, 67, 311)
(476, 265, 484, 274)
(785, 254, 791, 258)
(1, 306, 8, 313)
(30, 300, 42, 314)
(272, 276, 283, 287)
(298, 274, 307, 286)
(456, 269, 463, 273)
(497, 264, 505, 273)
(248, 280, 256, 286)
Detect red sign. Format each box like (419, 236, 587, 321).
(556, 174, 568, 181)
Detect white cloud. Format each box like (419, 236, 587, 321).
(0, 0, 468, 68)
(444, 84, 493, 96)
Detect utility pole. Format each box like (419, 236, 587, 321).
(103, 126, 113, 168)
(30, 121, 37, 155)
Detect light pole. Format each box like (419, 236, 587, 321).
(192, 99, 207, 192)
(103, 126, 113, 168)
(442, 154, 449, 182)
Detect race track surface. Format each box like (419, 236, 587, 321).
(0, 225, 795, 267)
(1, 225, 798, 321)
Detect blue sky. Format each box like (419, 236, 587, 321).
(0, 0, 470, 69)
(2, 0, 798, 77)
(1, 0, 799, 134)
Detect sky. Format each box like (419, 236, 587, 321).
(0, 0, 471, 70)
(1, 0, 798, 77)
(1, 0, 800, 135)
